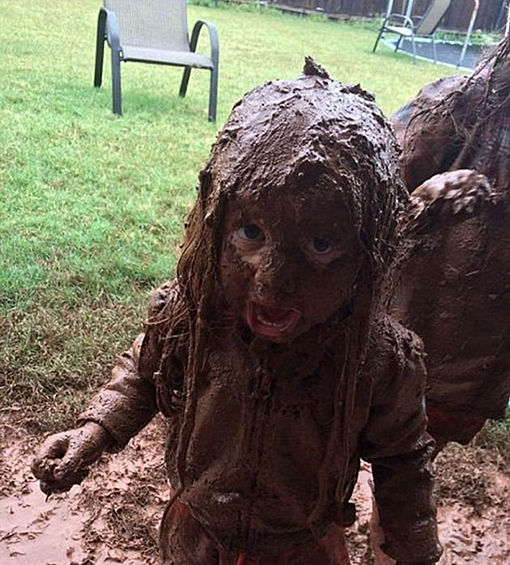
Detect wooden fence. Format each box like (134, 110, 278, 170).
(269, 0, 508, 32)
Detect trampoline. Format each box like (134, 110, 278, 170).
(386, 38, 484, 69)
(382, 0, 487, 70)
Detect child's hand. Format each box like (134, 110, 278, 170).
(412, 169, 492, 214)
(31, 421, 112, 495)
(403, 169, 494, 235)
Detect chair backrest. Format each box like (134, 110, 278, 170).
(415, 0, 452, 36)
(104, 0, 189, 51)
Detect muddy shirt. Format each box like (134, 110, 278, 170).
(391, 75, 510, 421)
(79, 280, 441, 563)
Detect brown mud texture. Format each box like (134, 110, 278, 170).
(1, 416, 509, 565)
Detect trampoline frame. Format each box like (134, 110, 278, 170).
(384, 0, 480, 68)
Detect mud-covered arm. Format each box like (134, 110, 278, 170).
(78, 280, 178, 449)
(361, 322, 442, 564)
(402, 169, 493, 237)
(391, 74, 478, 191)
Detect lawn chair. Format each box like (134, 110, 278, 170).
(94, 0, 219, 121)
(373, 0, 452, 64)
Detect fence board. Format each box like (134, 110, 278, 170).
(270, 0, 508, 32)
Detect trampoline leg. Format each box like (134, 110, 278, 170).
(432, 36, 437, 64)
(411, 35, 416, 64)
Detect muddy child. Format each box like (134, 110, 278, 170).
(32, 60, 442, 565)
(389, 35, 510, 453)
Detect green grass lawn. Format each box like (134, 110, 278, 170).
(0, 0, 466, 430)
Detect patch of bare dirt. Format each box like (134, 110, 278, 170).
(346, 445, 510, 565)
(433, 445, 510, 564)
(1, 416, 510, 564)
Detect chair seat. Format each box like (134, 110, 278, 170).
(122, 45, 213, 68)
(385, 25, 413, 37)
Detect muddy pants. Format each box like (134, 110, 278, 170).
(160, 497, 351, 565)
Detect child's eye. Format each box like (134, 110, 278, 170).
(307, 237, 333, 255)
(237, 224, 265, 242)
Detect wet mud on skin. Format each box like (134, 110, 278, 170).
(2, 415, 510, 565)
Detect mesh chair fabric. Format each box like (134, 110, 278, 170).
(122, 46, 212, 68)
(105, 0, 189, 51)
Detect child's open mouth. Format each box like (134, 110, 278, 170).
(246, 301, 301, 339)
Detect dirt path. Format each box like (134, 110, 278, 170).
(1, 416, 509, 564)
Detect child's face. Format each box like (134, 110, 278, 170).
(219, 183, 363, 342)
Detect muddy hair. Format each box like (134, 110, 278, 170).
(160, 59, 408, 537)
(404, 34, 510, 191)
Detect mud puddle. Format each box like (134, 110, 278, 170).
(0, 417, 168, 565)
(1, 417, 509, 564)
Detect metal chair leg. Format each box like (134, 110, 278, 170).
(208, 65, 218, 122)
(94, 9, 107, 88)
(111, 49, 122, 115)
(179, 67, 192, 98)
(373, 28, 385, 53)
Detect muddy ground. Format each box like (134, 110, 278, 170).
(1, 415, 509, 565)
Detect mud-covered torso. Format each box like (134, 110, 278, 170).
(151, 312, 382, 554)
(392, 202, 510, 418)
(392, 76, 510, 418)
(81, 274, 436, 562)
(158, 327, 372, 553)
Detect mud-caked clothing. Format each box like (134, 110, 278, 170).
(79, 280, 441, 564)
(390, 74, 510, 435)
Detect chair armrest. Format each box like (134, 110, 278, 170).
(189, 20, 219, 68)
(384, 13, 415, 29)
(103, 7, 121, 52)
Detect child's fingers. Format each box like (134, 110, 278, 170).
(31, 456, 59, 481)
(53, 431, 99, 479)
(40, 468, 90, 495)
(31, 433, 71, 481)
(40, 433, 70, 459)
(33, 424, 107, 489)
(53, 447, 83, 480)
